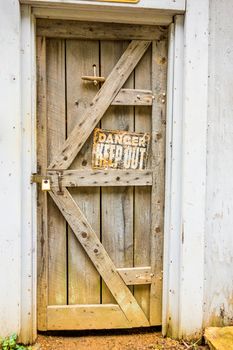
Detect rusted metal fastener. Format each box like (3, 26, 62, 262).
(57, 171, 64, 195)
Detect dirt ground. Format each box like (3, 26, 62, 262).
(37, 329, 209, 350)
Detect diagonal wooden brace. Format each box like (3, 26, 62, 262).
(49, 188, 150, 327)
(48, 40, 151, 170)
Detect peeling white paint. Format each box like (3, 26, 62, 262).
(204, 0, 233, 327)
(0, 0, 21, 338)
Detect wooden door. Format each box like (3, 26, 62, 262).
(36, 20, 167, 331)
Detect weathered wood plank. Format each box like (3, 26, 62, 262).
(149, 39, 167, 326)
(46, 39, 67, 306)
(48, 40, 151, 170)
(117, 267, 152, 285)
(47, 304, 130, 330)
(66, 39, 100, 305)
(37, 19, 167, 41)
(111, 89, 153, 106)
(32, 7, 173, 26)
(36, 36, 48, 331)
(100, 40, 134, 304)
(49, 188, 149, 327)
(48, 169, 153, 187)
(134, 46, 152, 319)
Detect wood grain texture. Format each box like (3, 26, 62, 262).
(205, 0, 233, 328)
(36, 24, 166, 331)
(100, 40, 134, 304)
(47, 304, 130, 330)
(32, 7, 173, 26)
(134, 45, 152, 319)
(49, 188, 149, 327)
(117, 267, 152, 285)
(37, 19, 167, 41)
(149, 39, 167, 325)
(37, 36, 48, 331)
(48, 40, 151, 170)
(112, 88, 153, 106)
(66, 39, 100, 305)
(46, 39, 67, 306)
(48, 169, 153, 187)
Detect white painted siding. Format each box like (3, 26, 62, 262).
(0, 0, 21, 337)
(204, 0, 233, 326)
(179, 0, 209, 339)
(0, 0, 233, 343)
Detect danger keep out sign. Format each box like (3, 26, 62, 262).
(92, 128, 150, 170)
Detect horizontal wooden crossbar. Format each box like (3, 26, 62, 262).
(37, 19, 167, 41)
(112, 89, 153, 106)
(48, 169, 153, 187)
(117, 267, 152, 285)
(47, 304, 130, 330)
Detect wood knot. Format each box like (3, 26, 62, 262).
(155, 227, 161, 233)
(160, 57, 167, 64)
(81, 232, 87, 239)
(94, 248, 98, 254)
(82, 159, 87, 166)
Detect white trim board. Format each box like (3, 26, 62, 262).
(21, 0, 185, 13)
(30, 0, 185, 26)
(32, 7, 173, 25)
(163, 0, 209, 340)
(179, 0, 208, 339)
(162, 15, 184, 339)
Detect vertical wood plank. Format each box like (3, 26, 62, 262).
(150, 39, 167, 325)
(37, 36, 48, 330)
(46, 39, 67, 305)
(134, 46, 152, 319)
(66, 40, 101, 304)
(101, 41, 134, 303)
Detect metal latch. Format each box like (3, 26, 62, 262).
(81, 64, 105, 86)
(31, 174, 51, 191)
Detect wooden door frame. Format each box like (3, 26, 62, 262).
(20, 0, 209, 343)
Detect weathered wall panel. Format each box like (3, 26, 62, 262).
(178, 0, 209, 340)
(204, 0, 233, 326)
(0, 0, 21, 338)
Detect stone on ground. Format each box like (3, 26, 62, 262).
(205, 326, 233, 350)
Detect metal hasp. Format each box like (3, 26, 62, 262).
(31, 174, 51, 191)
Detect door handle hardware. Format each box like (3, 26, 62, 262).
(81, 64, 105, 86)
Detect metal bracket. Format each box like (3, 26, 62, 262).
(31, 173, 51, 191)
(56, 171, 64, 195)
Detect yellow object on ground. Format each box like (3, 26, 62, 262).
(205, 327, 233, 350)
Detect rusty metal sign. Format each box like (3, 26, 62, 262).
(92, 128, 150, 170)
